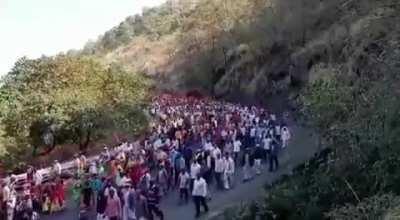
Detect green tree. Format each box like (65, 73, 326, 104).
(0, 55, 149, 166)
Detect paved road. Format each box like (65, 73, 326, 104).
(42, 125, 319, 220)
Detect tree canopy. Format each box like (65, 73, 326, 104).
(0, 55, 149, 168)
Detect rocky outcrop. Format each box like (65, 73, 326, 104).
(209, 1, 399, 109)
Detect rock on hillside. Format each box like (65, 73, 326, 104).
(212, 0, 399, 108)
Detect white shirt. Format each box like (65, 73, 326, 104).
(240, 127, 246, 135)
(206, 156, 212, 169)
(212, 147, 221, 159)
(250, 128, 256, 137)
(2, 185, 10, 202)
(281, 128, 291, 141)
(225, 157, 235, 174)
(221, 130, 227, 138)
(177, 118, 184, 127)
(275, 125, 281, 135)
(179, 172, 190, 189)
(214, 158, 225, 173)
(54, 163, 62, 175)
(190, 163, 201, 179)
(263, 138, 272, 150)
(34, 170, 44, 186)
(75, 158, 81, 168)
(212, 119, 218, 128)
(89, 163, 98, 175)
(204, 142, 213, 151)
(192, 177, 207, 197)
(104, 186, 117, 197)
(233, 140, 242, 153)
(153, 139, 162, 149)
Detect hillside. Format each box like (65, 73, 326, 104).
(81, 0, 400, 219)
(1, 0, 400, 218)
(81, 0, 399, 105)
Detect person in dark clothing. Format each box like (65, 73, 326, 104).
(147, 184, 164, 220)
(243, 132, 252, 149)
(81, 180, 94, 209)
(202, 151, 213, 185)
(96, 189, 107, 219)
(269, 139, 280, 172)
(79, 180, 94, 220)
(183, 146, 193, 171)
(253, 145, 264, 175)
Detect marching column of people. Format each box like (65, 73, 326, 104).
(0, 94, 291, 220)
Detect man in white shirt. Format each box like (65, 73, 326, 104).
(178, 170, 190, 204)
(250, 127, 256, 138)
(177, 117, 184, 128)
(214, 154, 225, 190)
(74, 155, 82, 175)
(192, 174, 209, 218)
(190, 160, 201, 191)
(281, 126, 291, 148)
(263, 135, 272, 162)
(212, 147, 221, 160)
(233, 139, 242, 164)
(204, 140, 214, 152)
(34, 169, 44, 186)
(224, 154, 235, 190)
(53, 160, 62, 176)
(221, 129, 227, 140)
(89, 161, 98, 175)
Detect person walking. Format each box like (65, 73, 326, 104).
(122, 185, 137, 220)
(253, 144, 264, 175)
(81, 180, 94, 210)
(192, 174, 209, 218)
(156, 164, 168, 196)
(174, 154, 186, 187)
(96, 187, 108, 220)
(269, 139, 280, 172)
(178, 169, 190, 204)
(190, 160, 201, 191)
(224, 153, 235, 189)
(233, 139, 242, 165)
(281, 126, 291, 149)
(136, 190, 149, 220)
(214, 154, 225, 190)
(147, 183, 164, 220)
(262, 134, 272, 163)
(242, 148, 253, 182)
(203, 151, 213, 185)
(105, 189, 122, 220)
(53, 160, 62, 177)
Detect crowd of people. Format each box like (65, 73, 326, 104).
(0, 94, 291, 220)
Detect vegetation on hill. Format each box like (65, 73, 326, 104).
(0, 56, 150, 170)
(1, 0, 400, 218)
